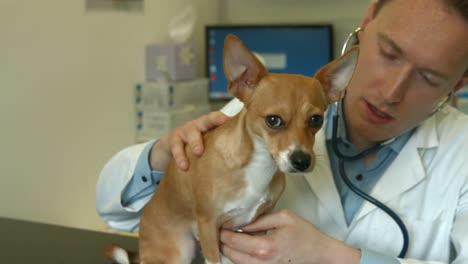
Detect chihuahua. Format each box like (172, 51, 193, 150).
(106, 34, 358, 264)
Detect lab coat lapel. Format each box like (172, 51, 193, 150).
(352, 115, 439, 223)
(304, 127, 348, 231)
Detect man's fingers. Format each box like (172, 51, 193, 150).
(188, 111, 230, 155)
(170, 133, 189, 170)
(168, 111, 230, 170)
(183, 121, 205, 156)
(240, 210, 293, 233)
(221, 244, 263, 264)
(197, 111, 230, 133)
(220, 230, 272, 257)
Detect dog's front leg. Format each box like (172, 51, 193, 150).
(196, 215, 221, 264)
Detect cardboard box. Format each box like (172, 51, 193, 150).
(145, 42, 197, 81)
(135, 79, 209, 110)
(136, 104, 212, 142)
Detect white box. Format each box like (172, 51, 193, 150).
(145, 42, 197, 81)
(135, 79, 209, 110)
(136, 104, 212, 142)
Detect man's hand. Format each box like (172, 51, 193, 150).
(150, 111, 230, 171)
(220, 210, 361, 264)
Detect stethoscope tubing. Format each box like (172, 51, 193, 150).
(331, 113, 409, 258)
(337, 28, 409, 258)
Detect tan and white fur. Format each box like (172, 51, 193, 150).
(106, 34, 358, 264)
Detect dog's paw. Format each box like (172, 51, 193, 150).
(105, 244, 130, 264)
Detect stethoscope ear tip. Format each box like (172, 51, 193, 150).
(341, 27, 362, 55)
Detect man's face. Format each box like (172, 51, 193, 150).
(344, 0, 468, 147)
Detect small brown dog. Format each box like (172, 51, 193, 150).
(106, 34, 358, 264)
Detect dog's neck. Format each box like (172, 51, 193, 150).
(244, 134, 278, 190)
(213, 107, 277, 176)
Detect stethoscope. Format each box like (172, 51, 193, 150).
(336, 27, 453, 258)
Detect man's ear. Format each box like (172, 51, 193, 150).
(223, 34, 268, 103)
(314, 47, 359, 103)
(361, 2, 377, 30)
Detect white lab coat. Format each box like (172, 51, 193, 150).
(96, 100, 468, 264)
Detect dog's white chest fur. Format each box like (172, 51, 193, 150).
(222, 137, 277, 228)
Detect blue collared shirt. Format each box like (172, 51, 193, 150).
(325, 103, 413, 225)
(121, 140, 164, 207)
(325, 103, 414, 264)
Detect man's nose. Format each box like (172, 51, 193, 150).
(381, 65, 412, 104)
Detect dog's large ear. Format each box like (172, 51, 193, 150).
(315, 47, 359, 103)
(223, 34, 268, 103)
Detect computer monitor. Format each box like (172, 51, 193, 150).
(206, 24, 334, 100)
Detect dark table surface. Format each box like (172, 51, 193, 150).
(0, 217, 138, 264)
(0, 217, 206, 264)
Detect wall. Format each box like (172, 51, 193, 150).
(0, 0, 219, 230)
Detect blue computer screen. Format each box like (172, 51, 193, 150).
(206, 25, 333, 100)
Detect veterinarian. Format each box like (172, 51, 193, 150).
(96, 0, 468, 263)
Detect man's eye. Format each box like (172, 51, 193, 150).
(379, 46, 399, 62)
(309, 115, 323, 128)
(265, 115, 284, 129)
(380, 49, 397, 61)
(418, 71, 440, 87)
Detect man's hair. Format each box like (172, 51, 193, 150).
(373, 0, 468, 20)
(373, 0, 468, 77)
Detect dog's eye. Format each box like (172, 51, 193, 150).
(265, 115, 284, 129)
(309, 115, 323, 128)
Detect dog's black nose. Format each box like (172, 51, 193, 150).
(290, 151, 311, 171)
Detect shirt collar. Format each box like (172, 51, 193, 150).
(325, 102, 414, 154)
